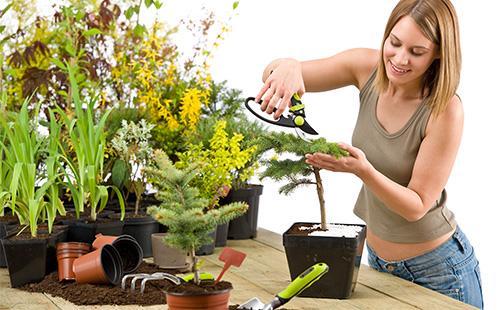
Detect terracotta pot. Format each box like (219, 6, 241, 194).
(166, 288, 232, 310)
(92, 234, 143, 274)
(73, 244, 123, 285)
(151, 233, 190, 270)
(56, 242, 91, 281)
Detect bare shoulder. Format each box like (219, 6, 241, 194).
(426, 95, 464, 135)
(346, 48, 379, 89)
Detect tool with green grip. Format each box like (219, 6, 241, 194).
(238, 262, 329, 309)
(245, 93, 319, 142)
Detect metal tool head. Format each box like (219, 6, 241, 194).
(238, 297, 273, 310)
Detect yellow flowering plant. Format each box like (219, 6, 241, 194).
(176, 119, 256, 208)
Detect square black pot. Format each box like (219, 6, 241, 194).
(283, 222, 366, 299)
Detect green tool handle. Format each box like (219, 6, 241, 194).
(276, 262, 329, 302)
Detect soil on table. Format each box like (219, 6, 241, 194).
(19, 262, 229, 306)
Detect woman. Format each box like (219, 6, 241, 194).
(254, 0, 483, 308)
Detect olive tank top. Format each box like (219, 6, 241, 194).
(352, 69, 456, 243)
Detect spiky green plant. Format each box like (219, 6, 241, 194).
(145, 149, 248, 285)
(258, 132, 349, 230)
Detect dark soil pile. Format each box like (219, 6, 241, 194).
(19, 262, 228, 306)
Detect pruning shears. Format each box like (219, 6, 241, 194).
(245, 93, 319, 141)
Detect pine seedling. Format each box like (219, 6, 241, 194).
(145, 149, 248, 285)
(259, 132, 349, 230)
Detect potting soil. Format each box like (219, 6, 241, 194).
(18, 262, 229, 306)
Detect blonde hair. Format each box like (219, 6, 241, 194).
(375, 0, 461, 117)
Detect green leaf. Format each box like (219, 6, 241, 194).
(154, 1, 162, 9)
(64, 43, 76, 57)
(0, 25, 5, 34)
(145, 0, 153, 7)
(83, 28, 102, 37)
(112, 159, 129, 187)
(233, 1, 239, 10)
(75, 11, 85, 21)
(51, 58, 66, 70)
(124, 7, 135, 19)
(133, 24, 147, 38)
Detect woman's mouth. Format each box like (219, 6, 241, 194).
(389, 61, 410, 74)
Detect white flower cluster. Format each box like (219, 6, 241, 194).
(111, 119, 155, 163)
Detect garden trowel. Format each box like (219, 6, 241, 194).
(238, 262, 328, 310)
(245, 93, 318, 142)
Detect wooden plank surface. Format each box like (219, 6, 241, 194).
(0, 228, 476, 309)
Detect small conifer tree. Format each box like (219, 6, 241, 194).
(145, 149, 248, 284)
(259, 132, 349, 230)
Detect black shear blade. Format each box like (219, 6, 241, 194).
(299, 120, 319, 135)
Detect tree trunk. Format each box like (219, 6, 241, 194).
(313, 167, 327, 230)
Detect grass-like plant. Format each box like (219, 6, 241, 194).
(0, 99, 61, 236)
(56, 63, 124, 222)
(258, 132, 349, 230)
(145, 149, 248, 284)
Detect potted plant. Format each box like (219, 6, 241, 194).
(109, 119, 160, 257)
(177, 119, 255, 250)
(145, 149, 248, 309)
(56, 63, 125, 243)
(194, 83, 267, 241)
(259, 132, 366, 299)
(0, 98, 67, 287)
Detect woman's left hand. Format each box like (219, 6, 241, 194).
(305, 142, 371, 177)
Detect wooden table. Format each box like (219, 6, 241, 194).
(0, 229, 475, 309)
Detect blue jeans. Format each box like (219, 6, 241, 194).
(367, 226, 483, 309)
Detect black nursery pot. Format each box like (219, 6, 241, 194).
(222, 184, 263, 240)
(0, 216, 18, 267)
(283, 222, 366, 299)
(1, 229, 66, 287)
(195, 229, 216, 256)
(63, 218, 124, 244)
(112, 214, 159, 258)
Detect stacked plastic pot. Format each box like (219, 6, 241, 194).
(56, 234, 143, 285)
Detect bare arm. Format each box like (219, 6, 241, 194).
(256, 48, 379, 118)
(305, 95, 464, 221)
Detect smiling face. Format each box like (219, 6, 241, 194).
(383, 15, 439, 88)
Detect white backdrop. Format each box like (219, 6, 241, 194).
(205, 1, 499, 308)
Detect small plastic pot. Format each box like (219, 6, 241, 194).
(73, 244, 123, 285)
(92, 234, 143, 274)
(56, 242, 91, 281)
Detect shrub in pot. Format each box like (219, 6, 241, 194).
(176, 119, 255, 251)
(259, 132, 366, 299)
(109, 119, 159, 256)
(197, 82, 267, 240)
(145, 149, 248, 309)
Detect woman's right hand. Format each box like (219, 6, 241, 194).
(254, 58, 305, 119)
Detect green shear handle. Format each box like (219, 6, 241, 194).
(273, 262, 329, 307)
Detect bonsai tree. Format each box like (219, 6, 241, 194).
(145, 149, 248, 284)
(110, 119, 155, 215)
(258, 132, 349, 230)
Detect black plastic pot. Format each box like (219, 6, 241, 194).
(283, 222, 366, 299)
(221, 184, 263, 240)
(195, 230, 216, 256)
(111, 214, 159, 257)
(0, 216, 18, 267)
(215, 223, 229, 247)
(63, 218, 124, 244)
(1, 229, 66, 287)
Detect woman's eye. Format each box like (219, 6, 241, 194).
(390, 41, 401, 47)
